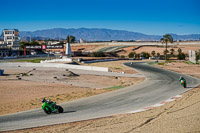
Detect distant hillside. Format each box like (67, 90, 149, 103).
(20, 28, 200, 41)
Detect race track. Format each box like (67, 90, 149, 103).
(0, 62, 199, 131)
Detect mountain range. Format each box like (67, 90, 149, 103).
(20, 28, 200, 41)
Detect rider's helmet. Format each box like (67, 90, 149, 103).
(42, 98, 46, 103)
(180, 76, 183, 79)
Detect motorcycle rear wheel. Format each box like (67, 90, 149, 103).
(184, 83, 186, 88)
(56, 105, 64, 113)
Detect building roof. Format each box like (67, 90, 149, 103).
(3, 29, 19, 32)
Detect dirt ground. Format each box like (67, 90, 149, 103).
(71, 44, 111, 53)
(3, 60, 200, 133)
(155, 61, 200, 79)
(71, 44, 200, 58)
(0, 64, 143, 116)
(117, 44, 200, 57)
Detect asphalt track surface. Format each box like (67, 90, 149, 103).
(0, 62, 200, 131)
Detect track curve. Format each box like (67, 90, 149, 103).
(0, 62, 199, 131)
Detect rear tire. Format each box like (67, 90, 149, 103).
(43, 107, 51, 114)
(184, 83, 186, 88)
(56, 106, 64, 113)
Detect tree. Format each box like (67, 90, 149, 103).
(178, 53, 185, 60)
(160, 34, 173, 62)
(30, 41, 40, 45)
(196, 51, 200, 62)
(128, 52, 135, 58)
(91, 52, 105, 57)
(157, 52, 160, 57)
(170, 48, 174, 55)
(151, 50, 156, 57)
(120, 55, 125, 59)
(177, 48, 185, 60)
(66, 35, 76, 43)
(141, 52, 150, 59)
(178, 48, 182, 54)
(163, 49, 169, 55)
(20, 42, 29, 49)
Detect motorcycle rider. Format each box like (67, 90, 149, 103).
(179, 76, 186, 87)
(179, 76, 186, 82)
(42, 98, 56, 112)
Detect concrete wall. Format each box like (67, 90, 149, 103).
(40, 58, 73, 63)
(0, 62, 109, 72)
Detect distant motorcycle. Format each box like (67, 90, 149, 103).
(179, 76, 186, 88)
(41, 98, 63, 114)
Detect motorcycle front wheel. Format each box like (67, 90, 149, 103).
(43, 107, 52, 114)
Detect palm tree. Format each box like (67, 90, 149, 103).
(160, 34, 173, 62)
(151, 50, 156, 57)
(66, 35, 76, 43)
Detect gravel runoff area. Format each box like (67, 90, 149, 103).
(1, 60, 200, 133)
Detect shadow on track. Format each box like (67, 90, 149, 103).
(62, 111, 76, 114)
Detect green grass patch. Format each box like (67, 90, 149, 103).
(148, 60, 175, 66)
(114, 67, 121, 70)
(104, 86, 125, 90)
(157, 62, 165, 65)
(184, 60, 199, 65)
(165, 60, 175, 63)
(148, 62, 156, 65)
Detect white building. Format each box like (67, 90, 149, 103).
(0, 29, 20, 57)
(80, 38, 86, 43)
(3, 29, 20, 49)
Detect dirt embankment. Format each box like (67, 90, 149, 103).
(4, 61, 200, 133)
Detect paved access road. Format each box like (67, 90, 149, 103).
(0, 62, 199, 131)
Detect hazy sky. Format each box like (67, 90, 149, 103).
(0, 0, 200, 35)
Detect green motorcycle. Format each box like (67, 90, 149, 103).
(179, 76, 186, 88)
(41, 98, 64, 114)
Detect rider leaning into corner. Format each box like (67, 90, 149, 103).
(179, 76, 187, 88)
(179, 76, 186, 82)
(42, 98, 56, 112)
